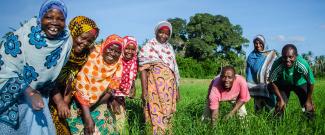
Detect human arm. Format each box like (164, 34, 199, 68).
(51, 88, 70, 118)
(176, 87, 180, 102)
(74, 85, 95, 134)
(63, 92, 72, 105)
(128, 80, 136, 99)
(140, 70, 148, 103)
(24, 86, 44, 111)
(208, 81, 220, 125)
(268, 59, 285, 112)
(210, 108, 219, 125)
(305, 84, 314, 112)
(96, 91, 112, 106)
(226, 100, 245, 119)
(63, 78, 74, 105)
(270, 82, 285, 112)
(304, 65, 316, 112)
(206, 79, 215, 99)
(226, 77, 250, 119)
(80, 104, 95, 135)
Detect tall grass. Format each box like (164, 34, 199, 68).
(125, 79, 325, 134)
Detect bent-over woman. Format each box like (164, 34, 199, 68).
(0, 0, 72, 134)
(50, 16, 99, 135)
(66, 34, 123, 135)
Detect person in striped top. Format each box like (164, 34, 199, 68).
(269, 44, 315, 119)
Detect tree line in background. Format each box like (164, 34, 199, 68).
(167, 13, 249, 78)
(302, 51, 325, 77)
(93, 12, 322, 79)
(166, 13, 325, 78)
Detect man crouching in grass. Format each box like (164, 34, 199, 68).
(269, 44, 315, 119)
(208, 66, 251, 125)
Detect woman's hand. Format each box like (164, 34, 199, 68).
(80, 104, 95, 135)
(52, 87, 71, 118)
(275, 99, 286, 114)
(110, 97, 122, 114)
(24, 86, 44, 111)
(128, 82, 136, 99)
(176, 87, 180, 102)
(56, 100, 71, 118)
(83, 116, 95, 135)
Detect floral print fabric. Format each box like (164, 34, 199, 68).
(114, 36, 138, 97)
(138, 21, 180, 87)
(66, 102, 118, 135)
(0, 17, 72, 127)
(141, 63, 177, 135)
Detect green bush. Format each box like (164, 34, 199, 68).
(176, 55, 245, 79)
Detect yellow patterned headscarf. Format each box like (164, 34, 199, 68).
(69, 16, 98, 38)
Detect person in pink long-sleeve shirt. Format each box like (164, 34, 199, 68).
(209, 66, 251, 124)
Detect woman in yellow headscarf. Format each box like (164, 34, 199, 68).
(49, 16, 99, 135)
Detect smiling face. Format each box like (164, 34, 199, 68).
(254, 39, 264, 52)
(156, 28, 170, 44)
(123, 44, 137, 61)
(221, 69, 235, 91)
(72, 30, 97, 55)
(102, 44, 122, 64)
(282, 48, 297, 68)
(41, 8, 65, 39)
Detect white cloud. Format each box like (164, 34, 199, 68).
(272, 35, 285, 42)
(288, 36, 305, 42)
(272, 35, 305, 42)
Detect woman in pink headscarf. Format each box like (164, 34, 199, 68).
(111, 36, 138, 133)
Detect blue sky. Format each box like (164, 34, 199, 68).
(1, 0, 324, 56)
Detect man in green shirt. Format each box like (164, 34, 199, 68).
(269, 44, 315, 119)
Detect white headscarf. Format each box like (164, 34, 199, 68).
(154, 21, 173, 39)
(138, 21, 180, 87)
(253, 34, 268, 51)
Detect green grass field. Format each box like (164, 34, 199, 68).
(125, 78, 325, 134)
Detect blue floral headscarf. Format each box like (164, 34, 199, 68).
(37, 0, 67, 25)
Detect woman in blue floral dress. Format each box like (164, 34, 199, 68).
(0, 0, 72, 134)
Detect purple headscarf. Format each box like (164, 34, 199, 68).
(37, 0, 67, 24)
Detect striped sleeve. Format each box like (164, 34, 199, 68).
(296, 60, 309, 76)
(296, 57, 315, 84)
(269, 58, 282, 82)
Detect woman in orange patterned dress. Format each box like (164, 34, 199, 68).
(66, 34, 123, 135)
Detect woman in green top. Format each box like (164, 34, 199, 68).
(269, 44, 315, 119)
